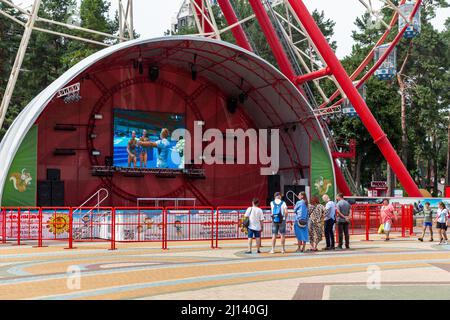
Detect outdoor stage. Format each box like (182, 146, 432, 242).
(1, 235, 450, 300)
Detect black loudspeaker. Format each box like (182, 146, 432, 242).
(51, 181, 65, 206)
(105, 156, 113, 167)
(226, 97, 238, 114)
(37, 181, 52, 206)
(47, 168, 61, 181)
(267, 174, 281, 204)
(148, 66, 159, 82)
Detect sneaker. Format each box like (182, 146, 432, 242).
(418, 238, 423, 242)
(270, 249, 275, 254)
(430, 239, 434, 242)
(257, 250, 261, 254)
(245, 251, 252, 254)
(336, 246, 343, 250)
(345, 245, 350, 249)
(281, 249, 286, 254)
(444, 241, 448, 245)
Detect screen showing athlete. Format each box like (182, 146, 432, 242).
(138, 128, 171, 168)
(127, 131, 138, 167)
(138, 129, 150, 168)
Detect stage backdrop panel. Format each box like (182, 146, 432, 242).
(2, 125, 38, 206)
(310, 139, 335, 201)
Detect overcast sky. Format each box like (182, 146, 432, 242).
(108, 0, 449, 58)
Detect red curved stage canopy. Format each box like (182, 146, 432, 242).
(0, 36, 335, 207)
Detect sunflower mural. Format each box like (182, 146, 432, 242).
(46, 213, 70, 235)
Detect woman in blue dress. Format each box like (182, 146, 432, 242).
(294, 191, 309, 253)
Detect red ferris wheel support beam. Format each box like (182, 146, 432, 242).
(247, 0, 352, 196)
(288, 0, 421, 197)
(193, 0, 215, 36)
(247, 0, 297, 80)
(216, 0, 253, 52)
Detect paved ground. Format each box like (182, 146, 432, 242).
(1, 233, 450, 300)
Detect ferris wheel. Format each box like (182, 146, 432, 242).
(184, 0, 422, 197)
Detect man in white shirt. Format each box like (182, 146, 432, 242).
(322, 194, 336, 250)
(270, 192, 288, 254)
(244, 198, 265, 254)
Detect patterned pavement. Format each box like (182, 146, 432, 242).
(1, 234, 450, 300)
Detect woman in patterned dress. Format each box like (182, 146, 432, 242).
(308, 196, 326, 251)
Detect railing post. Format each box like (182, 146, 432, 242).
(162, 208, 167, 250)
(409, 205, 414, 236)
(210, 208, 214, 249)
(215, 208, 219, 249)
(2, 208, 6, 244)
(38, 207, 43, 247)
(65, 207, 74, 249)
(110, 208, 116, 250)
(401, 205, 406, 238)
(17, 208, 21, 246)
(365, 206, 369, 241)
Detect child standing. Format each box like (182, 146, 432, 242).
(434, 202, 448, 245)
(418, 202, 433, 242)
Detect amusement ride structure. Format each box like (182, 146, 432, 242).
(0, 0, 424, 206)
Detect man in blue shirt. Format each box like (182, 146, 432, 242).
(322, 194, 336, 250)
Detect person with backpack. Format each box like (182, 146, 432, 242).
(294, 192, 309, 253)
(244, 198, 265, 254)
(322, 194, 336, 250)
(270, 192, 288, 254)
(335, 193, 351, 250)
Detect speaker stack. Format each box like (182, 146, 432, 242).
(37, 168, 65, 206)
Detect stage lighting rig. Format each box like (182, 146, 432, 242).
(57, 83, 82, 104)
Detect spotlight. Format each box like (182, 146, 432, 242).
(238, 92, 247, 104)
(92, 150, 101, 156)
(226, 97, 238, 114)
(94, 114, 103, 120)
(90, 133, 97, 139)
(190, 63, 197, 81)
(149, 66, 159, 82)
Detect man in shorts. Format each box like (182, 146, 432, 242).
(270, 192, 288, 254)
(244, 198, 264, 254)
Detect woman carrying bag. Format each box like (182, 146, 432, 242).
(294, 192, 309, 253)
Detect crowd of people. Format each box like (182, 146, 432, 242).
(244, 193, 450, 254)
(243, 191, 352, 254)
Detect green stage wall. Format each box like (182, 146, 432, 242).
(1, 125, 38, 206)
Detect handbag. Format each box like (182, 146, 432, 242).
(378, 223, 385, 234)
(243, 208, 251, 229)
(297, 219, 308, 228)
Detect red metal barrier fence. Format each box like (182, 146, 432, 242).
(0, 204, 415, 250)
(215, 206, 296, 248)
(350, 204, 415, 240)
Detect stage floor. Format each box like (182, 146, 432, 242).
(1, 234, 450, 300)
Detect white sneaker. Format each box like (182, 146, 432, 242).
(444, 241, 448, 245)
(281, 249, 286, 254)
(270, 249, 275, 254)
